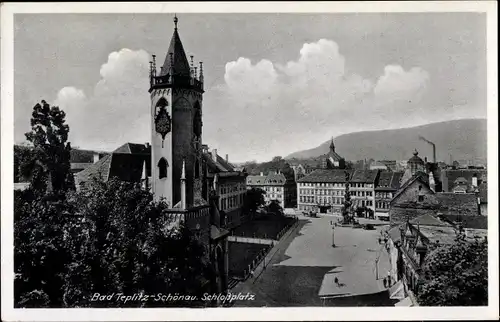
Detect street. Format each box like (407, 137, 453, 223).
(232, 214, 392, 306)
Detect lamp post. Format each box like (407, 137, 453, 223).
(330, 220, 336, 247)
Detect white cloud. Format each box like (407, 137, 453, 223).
(56, 48, 151, 150)
(203, 39, 431, 162)
(54, 42, 431, 161)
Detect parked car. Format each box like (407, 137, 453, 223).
(364, 223, 375, 230)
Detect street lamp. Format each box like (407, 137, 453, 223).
(330, 220, 336, 247)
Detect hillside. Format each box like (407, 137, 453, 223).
(286, 119, 487, 163)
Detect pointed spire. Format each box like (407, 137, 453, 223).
(159, 14, 191, 77)
(330, 137, 335, 152)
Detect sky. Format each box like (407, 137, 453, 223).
(14, 13, 487, 162)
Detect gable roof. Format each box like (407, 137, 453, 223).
(297, 169, 352, 183)
(203, 153, 235, 173)
(392, 172, 430, 201)
(113, 142, 151, 155)
(76, 142, 151, 185)
(75, 154, 113, 183)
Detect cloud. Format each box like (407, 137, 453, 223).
(53, 42, 431, 161)
(56, 49, 151, 150)
(203, 39, 431, 162)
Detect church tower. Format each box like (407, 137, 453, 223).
(149, 16, 205, 207)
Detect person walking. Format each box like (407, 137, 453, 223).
(386, 272, 391, 287)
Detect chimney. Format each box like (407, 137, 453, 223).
(429, 172, 435, 192)
(211, 149, 218, 162)
(225, 154, 229, 163)
(472, 174, 478, 188)
(202, 144, 209, 153)
(93, 152, 100, 163)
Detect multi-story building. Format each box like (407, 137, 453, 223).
(246, 172, 296, 208)
(375, 171, 403, 220)
(202, 147, 247, 229)
(296, 169, 351, 214)
(349, 169, 379, 216)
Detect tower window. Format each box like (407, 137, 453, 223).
(158, 158, 168, 179)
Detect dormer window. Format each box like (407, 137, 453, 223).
(158, 158, 168, 179)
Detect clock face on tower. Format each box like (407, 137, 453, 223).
(155, 105, 171, 140)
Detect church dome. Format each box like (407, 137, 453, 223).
(408, 149, 424, 165)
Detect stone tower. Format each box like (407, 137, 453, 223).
(149, 16, 205, 207)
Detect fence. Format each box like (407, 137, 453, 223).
(228, 235, 276, 245)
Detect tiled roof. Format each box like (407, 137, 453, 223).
(409, 213, 452, 227)
(246, 175, 266, 186)
(76, 142, 151, 185)
(75, 154, 112, 183)
(440, 169, 487, 192)
(350, 169, 379, 183)
(202, 153, 236, 173)
(440, 214, 487, 230)
(108, 153, 151, 182)
(113, 143, 150, 155)
(434, 193, 478, 216)
(265, 173, 286, 185)
(297, 169, 352, 183)
(376, 171, 403, 190)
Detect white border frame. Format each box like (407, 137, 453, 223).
(1, 2, 498, 321)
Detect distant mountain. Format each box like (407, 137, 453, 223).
(286, 119, 487, 163)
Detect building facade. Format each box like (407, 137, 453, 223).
(375, 171, 403, 220)
(297, 169, 350, 214)
(246, 172, 296, 208)
(349, 169, 379, 215)
(202, 147, 247, 228)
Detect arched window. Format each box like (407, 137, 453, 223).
(158, 158, 168, 179)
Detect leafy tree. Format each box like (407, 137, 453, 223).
(24, 100, 75, 195)
(15, 178, 211, 308)
(266, 199, 283, 216)
(417, 233, 488, 306)
(14, 189, 73, 307)
(244, 187, 266, 213)
(63, 178, 210, 308)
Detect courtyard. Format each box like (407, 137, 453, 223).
(232, 214, 392, 307)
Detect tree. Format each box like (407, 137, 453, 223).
(14, 178, 211, 308)
(245, 188, 266, 213)
(24, 100, 75, 195)
(417, 233, 488, 306)
(266, 199, 283, 215)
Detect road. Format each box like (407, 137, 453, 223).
(231, 214, 392, 307)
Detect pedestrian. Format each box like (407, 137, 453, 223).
(383, 277, 387, 288)
(334, 277, 339, 286)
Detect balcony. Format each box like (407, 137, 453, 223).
(149, 74, 204, 92)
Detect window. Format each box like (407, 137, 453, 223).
(418, 195, 424, 202)
(418, 185, 422, 191)
(194, 159, 200, 179)
(158, 158, 168, 179)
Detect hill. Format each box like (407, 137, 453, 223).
(286, 119, 487, 163)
